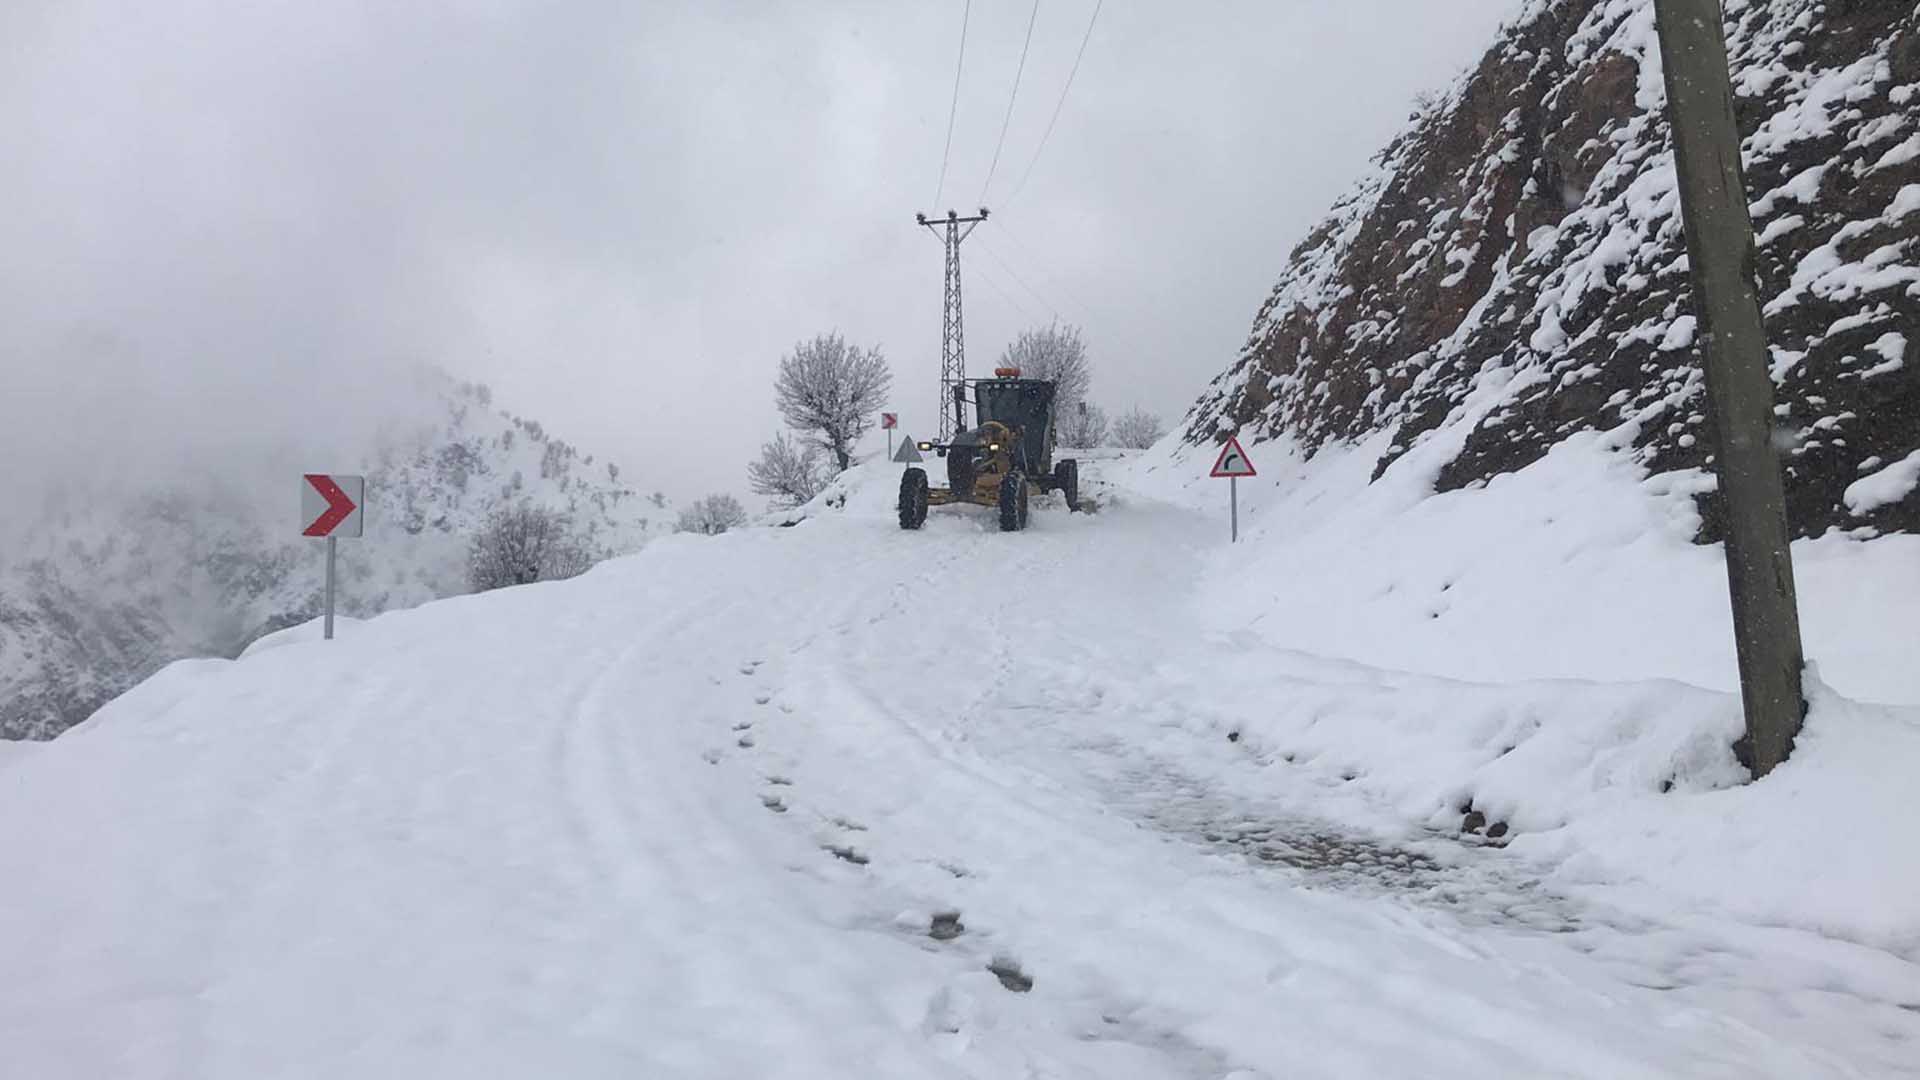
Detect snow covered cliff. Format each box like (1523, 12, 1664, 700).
(1184, 0, 1919, 539)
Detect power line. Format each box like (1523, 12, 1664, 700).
(979, 0, 1042, 204)
(1003, 0, 1102, 208)
(970, 257, 1040, 323)
(992, 223, 1099, 322)
(977, 236, 1061, 322)
(991, 219, 1161, 363)
(932, 0, 972, 208)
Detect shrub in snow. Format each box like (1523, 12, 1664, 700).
(677, 494, 748, 536)
(774, 331, 891, 472)
(748, 431, 827, 510)
(1112, 407, 1166, 450)
(467, 504, 594, 592)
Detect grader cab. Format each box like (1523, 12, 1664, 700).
(897, 370, 1080, 532)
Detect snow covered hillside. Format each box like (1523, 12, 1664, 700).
(0, 372, 671, 740)
(1125, 429, 1920, 706)
(1185, 0, 1919, 538)
(4, 458, 1916, 1078)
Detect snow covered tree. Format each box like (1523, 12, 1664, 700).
(1000, 323, 1091, 416)
(677, 494, 748, 535)
(773, 332, 891, 471)
(1058, 400, 1109, 448)
(747, 431, 826, 509)
(467, 504, 593, 592)
(1111, 407, 1165, 450)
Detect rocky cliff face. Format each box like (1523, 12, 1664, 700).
(1184, 0, 1919, 539)
(0, 373, 671, 739)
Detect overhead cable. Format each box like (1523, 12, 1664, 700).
(933, 0, 972, 207)
(979, 0, 1043, 204)
(1003, 0, 1102, 208)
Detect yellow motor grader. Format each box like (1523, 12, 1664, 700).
(898, 369, 1080, 532)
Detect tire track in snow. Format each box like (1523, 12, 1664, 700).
(785, 460, 1917, 1077)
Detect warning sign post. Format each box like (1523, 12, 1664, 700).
(1208, 437, 1257, 542)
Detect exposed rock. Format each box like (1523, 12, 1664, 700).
(1184, 0, 1919, 539)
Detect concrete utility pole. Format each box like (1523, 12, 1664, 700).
(916, 208, 989, 440)
(1654, 0, 1806, 777)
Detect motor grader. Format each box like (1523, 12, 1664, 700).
(897, 369, 1079, 532)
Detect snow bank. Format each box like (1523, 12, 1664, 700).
(1193, 641, 1920, 954)
(1127, 430, 1920, 705)
(1539, 677, 1920, 955)
(237, 616, 365, 658)
(0, 739, 39, 772)
(6, 450, 1915, 1077)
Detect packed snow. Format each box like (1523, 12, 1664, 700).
(3, 438, 1917, 1079)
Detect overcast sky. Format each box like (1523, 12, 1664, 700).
(3, 0, 1521, 509)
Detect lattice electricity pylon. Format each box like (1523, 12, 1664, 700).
(916, 207, 988, 440)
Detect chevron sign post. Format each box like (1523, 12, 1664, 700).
(301, 474, 365, 640)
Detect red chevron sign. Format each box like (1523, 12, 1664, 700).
(301, 474, 364, 538)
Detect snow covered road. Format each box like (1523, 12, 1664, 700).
(4, 456, 1917, 1078)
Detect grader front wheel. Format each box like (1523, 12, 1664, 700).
(998, 470, 1030, 532)
(899, 467, 929, 530)
(946, 445, 977, 501)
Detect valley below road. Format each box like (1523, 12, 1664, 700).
(3, 454, 1916, 1079)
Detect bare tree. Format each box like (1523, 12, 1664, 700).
(747, 431, 826, 509)
(1058, 400, 1109, 448)
(1000, 323, 1091, 414)
(468, 504, 594, 592)
(774, 332, 891, 471)
(1111, 407, 1166, 450)
(678, 494, 748, 535)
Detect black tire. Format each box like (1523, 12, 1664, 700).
(998, 470, 1030, 532)
(946, 444, 977, 500)
(898, 467, 929, 530)
(1054, 458, 1079, 512)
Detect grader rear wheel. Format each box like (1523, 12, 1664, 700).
(1054, 458, 1080, 512)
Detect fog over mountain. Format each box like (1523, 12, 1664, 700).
(2, 0, 1519, 514)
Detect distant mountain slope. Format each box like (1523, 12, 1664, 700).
(0, 373, 671, 739)
(1183, 0, 1918, 539)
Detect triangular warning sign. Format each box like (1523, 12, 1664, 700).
(1209, 436, 1256, 478)
(892, 434, 924, 464)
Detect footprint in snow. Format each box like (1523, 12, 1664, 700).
(754, 693, 772, 706)
(764, 774, 793, 786)
(986, 956, 1033, 993)
(760, 794, 788, 814)
(823, 844, 869, 866)
(929, 911, 965, 941)
(737, 734, 756, 749)
(732, 721, 752, 731)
